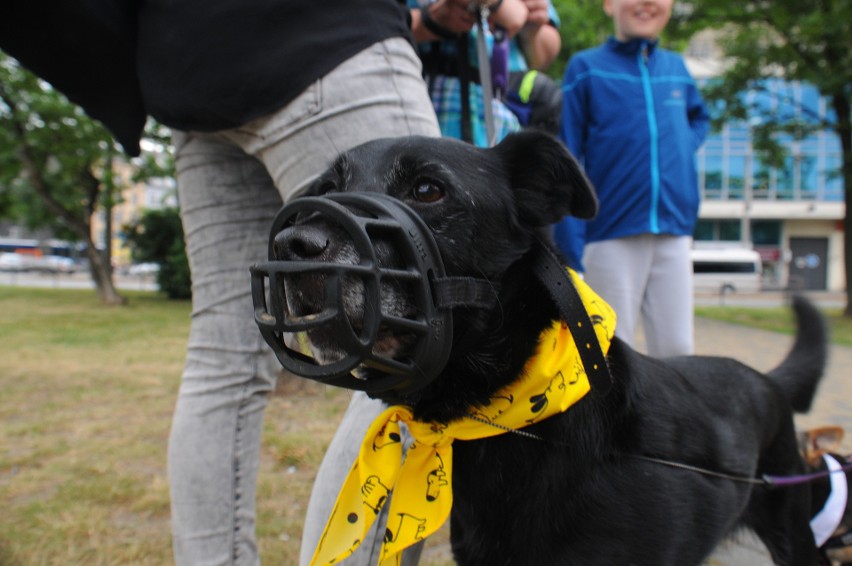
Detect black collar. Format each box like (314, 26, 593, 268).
(531, 243, 613, 396)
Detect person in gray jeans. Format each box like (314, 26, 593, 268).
(0, 0, 487, 563)
(169, 37, 440, 565)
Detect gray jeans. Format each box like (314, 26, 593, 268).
(167, 37, 440, 565)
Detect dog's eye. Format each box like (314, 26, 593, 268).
(412, 181, 444, 203)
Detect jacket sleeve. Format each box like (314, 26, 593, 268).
(685, 74, 710, 153)
(556, 55, 591, 271)
(0, 0, 146, 156)
(559, 56, 588, 160)
(553, 215, 586, 272)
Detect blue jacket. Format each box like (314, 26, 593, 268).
(554, 37, 710, 269)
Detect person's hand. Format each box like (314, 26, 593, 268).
(488, 0, 528, 37)
(515, 0, 560, 69)
(429, 0, 477, 35)
(520, 0, 550, 27)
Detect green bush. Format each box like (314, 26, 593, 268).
(124, 208, 191, 299)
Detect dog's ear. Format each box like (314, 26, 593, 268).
(491, 131, 598, 226)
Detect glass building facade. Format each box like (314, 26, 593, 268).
(691, 77, 844, 290)
(696, 79, 842, 204)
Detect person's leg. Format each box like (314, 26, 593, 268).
(227, 36, 441, 199)
(168, 131, 283, 566)
(641, 235, 695, 357)
(287, 38, 438, 566)
(220, 37, 439, 565)
(582, 236, 654, 348)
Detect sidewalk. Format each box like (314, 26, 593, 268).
(686, 314, 852, 441)
(694, 289, 847, 309)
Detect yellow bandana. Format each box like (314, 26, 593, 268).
(309, 271, 615, 566)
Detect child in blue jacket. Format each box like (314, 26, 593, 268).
(554, 0, 710, 356)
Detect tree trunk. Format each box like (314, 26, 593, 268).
(834, 93, 852, 316)
(85, 239, 126, 306)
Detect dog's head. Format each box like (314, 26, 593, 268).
(300, 131, 596, 272)
(259, 131, 597, 405)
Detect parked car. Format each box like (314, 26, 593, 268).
(0, 252, 79, 273)
(691, 248, 762, 294)
(0, 252, 27, 272)
(128, 262, 160, 276)
(38, 255, 79, 273)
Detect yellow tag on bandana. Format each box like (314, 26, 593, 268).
(310, 270, 615, 566)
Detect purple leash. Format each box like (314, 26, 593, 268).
(633, 454, 852, 489)
(764, 460, 852, 488)
(490, 26, 509, 99)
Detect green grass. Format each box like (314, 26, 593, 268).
(5, 286, 846, 565)
(0, 288, 191, 565)
(0, 286, 456, 565)
(695, 304, 852, 347)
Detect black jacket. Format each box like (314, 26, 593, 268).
(0, 0, 411, 155)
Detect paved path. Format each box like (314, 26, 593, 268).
(682, 313, 852, 446)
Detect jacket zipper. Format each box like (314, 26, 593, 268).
(638, 41, 660, 233)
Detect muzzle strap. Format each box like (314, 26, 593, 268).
(432, 276, 497, 309)
(532, 243, 614, 396)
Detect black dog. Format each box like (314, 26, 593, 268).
(277, 131, 828, 565)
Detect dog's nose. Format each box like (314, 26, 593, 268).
(273, 225, 330, 260)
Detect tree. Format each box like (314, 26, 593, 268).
(0, 52, 168, 305)
(668, 1, 852, 313)
(124, 208, 191, 300)
(550, 0, 611, 80)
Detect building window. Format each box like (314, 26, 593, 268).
(693, 219, 742, 242)
(694, 220, 715, 241)
(703, 153, 723, 198)
(752, 161, 772, 197)
(727, 154, 746, 198)
(752, 220, 781, 246)
(718, 220, 741, 241)
(697, 78, 839, 204)
(776, 155, 796, 199)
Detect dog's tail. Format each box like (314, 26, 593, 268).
(767, 295, 829, 413)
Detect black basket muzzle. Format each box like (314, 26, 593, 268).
(251, 193, 460, 398)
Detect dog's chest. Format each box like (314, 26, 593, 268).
(452, 431, 576, 517)
(448, 431, 600, 564)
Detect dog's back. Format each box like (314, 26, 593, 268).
(611, 296, 828, 565)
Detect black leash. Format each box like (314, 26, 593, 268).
(470, 413, 852, 489)
(619, 454, 852, 489)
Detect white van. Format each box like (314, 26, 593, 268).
(691, 248, 762, 294)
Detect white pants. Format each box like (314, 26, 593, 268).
(582, 234, 694, 357)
